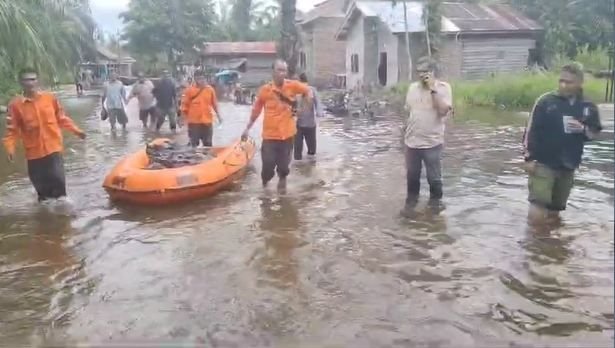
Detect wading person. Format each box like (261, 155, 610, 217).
(181, 71, 222, 147)
(3, 68, 86, 202)
(402, 57, 452, 214)
(241, 59, 313, 189)
(523, 63, 602, 223)
(128, 72, 157, 128)
(101, 72, 128, 131)
(75, 75, 83, 96)
(153, 70, 178, 132)
(294, 73, 323, 161)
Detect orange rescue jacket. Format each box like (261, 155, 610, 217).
(252, 80, 310, 140)
(181, 85, 218, 125)
(2, 92, 84, 160)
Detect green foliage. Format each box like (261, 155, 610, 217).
(216, 0, 281, 42)
(388, 72, 608, 110)
(422, 0, 442, 57)
(120, 0, 218, 68)
(452, 72, 608, 109)
(552, 46, 612, 72)
(508, 0, 614, 60)
(0, 0, 95, 100)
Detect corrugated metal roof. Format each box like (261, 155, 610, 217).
(336, 1, 458, 39)
(336, 0, 541, 39)
(440, 2, 542, 32)
(96, 45, 136, 63)
(301, 0, 346, 25)
(201, 42, 277, 55)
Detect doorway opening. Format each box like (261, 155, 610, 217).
(378, 52, 387, 86)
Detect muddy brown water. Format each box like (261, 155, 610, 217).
(0, 95, 613, 347)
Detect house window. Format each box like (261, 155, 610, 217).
(351, 54, 359, 73)
(300, 52, 307, 69)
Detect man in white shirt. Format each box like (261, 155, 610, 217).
(129, 72, 157, 128)
(403, 57, 453, 213)
(101, 72, 127, 131)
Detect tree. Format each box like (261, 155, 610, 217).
(0, 0, 96, 83)
(231, 0, 252, 41)
(507, 0, 614, 61)
(422, 0, 442, 58)
(120, 0, 218, 71)
(278, 0, 299, 76)
(391, 0, 412, 79)
(215, 0, 280, 42)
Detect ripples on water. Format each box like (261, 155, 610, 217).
(0, 96, 613, 347)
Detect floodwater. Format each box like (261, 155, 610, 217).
(0, 92, 613, 347)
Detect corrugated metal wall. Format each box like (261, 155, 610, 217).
(461, 37, 535, 80)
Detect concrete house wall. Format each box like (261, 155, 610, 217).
(301, 17, 346, 87)
(345, 14, 365, 90)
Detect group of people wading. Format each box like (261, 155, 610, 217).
(2, 58, 602, 226)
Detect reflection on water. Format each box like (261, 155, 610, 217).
(257, 196, 302, 290)
(0, 94, 612, 346)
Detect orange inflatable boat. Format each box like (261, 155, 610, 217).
(103, 138, 256, 206)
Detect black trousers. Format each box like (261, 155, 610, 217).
(139, 106, 158, 127)
(405, 145, 443, 205)
(261, 138, 293, 184)
(188, 123, 213, 147)
(27, 152, 67, 202)
(294, 126, 316, 160)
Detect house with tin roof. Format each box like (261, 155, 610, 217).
(298, 0, 347, 87)
(200, 41, 277, 85)
(335, 1, 542, 89)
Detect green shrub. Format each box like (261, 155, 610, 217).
(552, 46, 611, 72)
(451, 72, 607, 110)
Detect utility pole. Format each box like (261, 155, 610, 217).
(117, 28, 121, 76)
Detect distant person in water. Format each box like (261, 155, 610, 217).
(153, 70, 178, 132)
(75, 75, 83, 96)
(294, 73, 323, 160)
(101, 72, 128, 131)
(181, 71, 222, 147)
(2, 68, 86, 202)
(522, 63, 602, 223)
(241, 59, 313, 190)
(402, 56, 453, 214)
(128, 72, 157, 128)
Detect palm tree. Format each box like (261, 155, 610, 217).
(0, 0, 96, 81)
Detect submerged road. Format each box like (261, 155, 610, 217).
(0, 93, 613, 347)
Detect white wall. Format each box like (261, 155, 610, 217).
(345, 15, 365, 91)
(376, 24, 399, 87)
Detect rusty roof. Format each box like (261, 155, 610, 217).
(201, 42, 277, 56)
(301, 0, 346, 25)
(336, 0, 541, 40)
(440, 2, 542, 32)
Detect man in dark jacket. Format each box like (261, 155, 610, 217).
(522, 63, 602, 222)
(153, 70, 178, 132)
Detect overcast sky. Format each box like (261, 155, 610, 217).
(91, 0, 323, 35)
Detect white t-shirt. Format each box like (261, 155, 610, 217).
(131, 80, 156, 110)
(404, 80, 452, 149)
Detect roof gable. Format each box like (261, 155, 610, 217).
(201, 42, 277, 55)
(336, 0, 542, 40)
(301, 0, 346, 25)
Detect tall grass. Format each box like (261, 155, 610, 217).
(552, 46, 612, 72)
(388, 72, 608, 111)
(452, 72, 608, 110)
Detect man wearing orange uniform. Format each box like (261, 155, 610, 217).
(181, 72, 223, 147)
(3, 68, 86, 202)
(241, 59, 313, 188)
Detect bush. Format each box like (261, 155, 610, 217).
(552, 46, 612, 72)
(451, 72, 608, 110)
